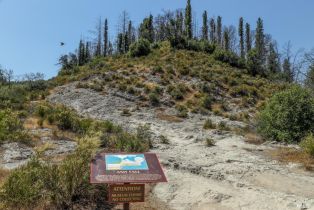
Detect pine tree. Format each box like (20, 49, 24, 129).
(238, 17, 245, 58)
(223, 29, 230, 51)
(176, 11, 184, 37)
(282, 58, 294, 83)
(216, 16, 222, 47)
(209, 18, 216, 43)
(247, 49, 260, 76)
(103, 19, 108, 56)
(117, 33, 124, 54)
(267, 42, 280, 75)
(85, 42, 91, 63)
(202, 11, 208, 40)
(108, 41, 113, 55)
(95, 18, 102, 57)
(139, 15, 154, 42)
(78, 39, 86, 66)
(127, 21, 134, 46)
(305, 64, 314, 90)
(255, 18, 265, 62)
(124, 33, 129, 52)
(185, 0, 192, 39)
(245, 23, 251, 54)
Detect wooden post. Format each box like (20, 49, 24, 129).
(123, 202, 130, 210)
(123, 183, 130, 210)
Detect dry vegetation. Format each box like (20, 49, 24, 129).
(267, 148, 314, 171)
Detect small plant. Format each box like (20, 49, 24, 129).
(201, 95, 212, 110)
(205, 138, 215, 147)
(149, 92, 160, 106)
(218, 121, 230, 131)
(203, 119, 216, 130)
(152, 66, 164, 74)
(159, 135, 170, 144)
(176, 105, 188, 118)
(300, 133, 314, 157)
(121, 109, 132, 117)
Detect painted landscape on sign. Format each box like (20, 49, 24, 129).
(105, 154, 149, 170)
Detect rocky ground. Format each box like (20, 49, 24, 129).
(0, 127, 77, 169)
(45, 82, 314, 210)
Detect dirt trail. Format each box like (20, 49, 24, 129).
(49, 83, 314, 210)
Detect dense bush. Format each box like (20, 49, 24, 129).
(0, 137, 103, 210)
(213, 49, 244, 68)
(170, 37, 215, 54)
(258, 85, 314, 142)
(129, 38, 151, 57)
(0, 109, 30, 144)
(300, 133, 314, 156)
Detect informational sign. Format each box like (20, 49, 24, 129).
(109, 184, 145, 203)
(90, 153, 167, 184)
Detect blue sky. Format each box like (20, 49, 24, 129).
(0, 0, 313, 79)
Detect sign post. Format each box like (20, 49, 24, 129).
(90, 153, 167, 209)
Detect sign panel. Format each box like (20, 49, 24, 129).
(109, 184, 145, 203)
(90, 153, 167, 184)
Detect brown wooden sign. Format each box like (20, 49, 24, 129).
(90, 153, 167, 184)
(109, 184, 145, 203)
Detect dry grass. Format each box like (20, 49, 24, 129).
(0, 169, 10, 185)
(156, 111, 183, 123)
(23, 117, 40, 129)
(244, 133, 265, 145)
(267, 147, 314, 171)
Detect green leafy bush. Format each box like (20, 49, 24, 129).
(201, 95, 213, 110)
(129, 38, 151, 57)
(258, 85, 314, 142)
(300, 133, 314, 156)
(149, 92, 160, 106)
(0, 109, 30, 144)
(176, 105, 188, 118)
(213, 49, 244, 68)
(0, 137, 103, 210)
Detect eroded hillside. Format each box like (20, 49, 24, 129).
(46, 44, 314, 210)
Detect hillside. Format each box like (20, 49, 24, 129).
(48, 44, 314, 210)
(54, 42, 283, 121)
(1, 43, 314, 210)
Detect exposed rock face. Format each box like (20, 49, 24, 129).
(48, 83, 314, 210)
(1, 143, 34, 169)
(0, 128, 77, 169)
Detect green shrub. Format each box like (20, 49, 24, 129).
(0, 109, 30, 144)
(176, 105, 188, 118)
(205, 138, 215, 147)
(203, 119, 216, 129)
(159, 135, 170, 144)
(149, 92, 160, 106)
(152, 66, 164, 74)
(129, 38, 151, 57)
(258, 85, 314, 143)
(55, 108, 76, 130)
(218, 121, 230, 131)
(201, 95, 213, 110)
(213, 49, 243, 68)
(0, 137, 103, 210)
(300, 133, 314, 156)
(0, 158, 46, 209)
